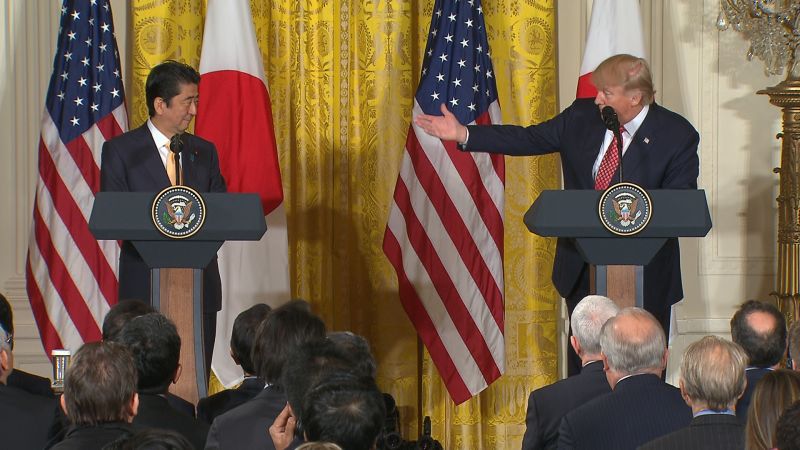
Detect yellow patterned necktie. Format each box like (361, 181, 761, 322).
(166, 142, 177, 186)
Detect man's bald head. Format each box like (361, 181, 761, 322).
(731, 300, 786, 368)
(600, 307, 667, 380)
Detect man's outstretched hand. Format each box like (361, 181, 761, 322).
(414, 103, 468, 143)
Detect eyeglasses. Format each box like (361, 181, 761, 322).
(4, 332, 12, 351)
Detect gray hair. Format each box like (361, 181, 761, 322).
(600, 307, 666, 374)
(680, 336, 747, 410)
(571, 295, 620, 355)
(0, 323, 10, 354)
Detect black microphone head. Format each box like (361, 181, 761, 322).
(601, 106, 619, 131)
(169, 133, 183, 154)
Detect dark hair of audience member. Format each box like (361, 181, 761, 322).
(746, 369, 800, 450)
(776, 400, 800, 450)
(251, 299, 326, 386)
(102, 300, 156, 342)
(63, 341, 138, 426)
(302, 377, 386, 450)
(105, 427, 194, 450)
(731, 300, 787, 367)
(145, 60, 201, 117)
(118, 313, 180, 394)
(282, 339, 357, 422)
(230, 303, 271, 375)
(327, 331, 377, 379)
(0, 292, 12, 337)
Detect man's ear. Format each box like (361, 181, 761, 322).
(601, 352, 610, 372)
(0, 348, 11, 373)
(570, 335, 581, 356)
(153, 97, 166, 115)
(661, 348, 670, 370)
(127, 392, 139, 422)
(60, 394, 68, 415)
(172, 363, 182, 384)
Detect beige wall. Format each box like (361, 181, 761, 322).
(0, 0, 784, 383)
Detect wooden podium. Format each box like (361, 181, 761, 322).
(89, 192, 266, 404)
(524, 189, 711, 309)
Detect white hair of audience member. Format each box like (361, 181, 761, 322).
(570, 295, 620, 355)
(680, 335, 747, 410)
(296, 442, 344, 450)
(600, 307, 666, 374)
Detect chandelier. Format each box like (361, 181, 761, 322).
(717, 0, 800, 78)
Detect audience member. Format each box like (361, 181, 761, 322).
(0, 298, 59, 449)
(558, 307, 691, 450)
(102, 300, 156, 342)
(639, 336, 748, 449)
(206, 300, 326, 450)
(197, 303, 271, 424)
(522, 295, 619, 450)
(296, 442, 344, 450)
(0, 292, 54, 397)
(776, 400, 800, 450)
(105, 427, 194, 450)
(731, 300, 787, 420)
(53, 341, 139, 449)
(118, 313, 209, 448)
(302, 377, 385, 450)
(789, 320, 800, 371)
(745, 369, 800, 450)
(103, 300, 194, 417)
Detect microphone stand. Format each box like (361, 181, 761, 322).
(614, 126, 623, 185)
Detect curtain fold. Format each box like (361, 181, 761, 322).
(131, 0, 558, 446)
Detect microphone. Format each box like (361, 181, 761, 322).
(169, 133, 183, 185)
(601, 106, 623, 184)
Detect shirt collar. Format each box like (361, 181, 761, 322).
(622, 104, 649, 136)
(147, 119, 170, 151)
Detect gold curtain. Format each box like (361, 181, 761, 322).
(130, 0, 559, 447)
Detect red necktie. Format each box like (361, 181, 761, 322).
(595, 125, 625, 190)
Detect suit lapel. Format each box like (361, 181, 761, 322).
(580, 117, 607, 187)
(617, 103, 661, 181)
(135, 125, 171, 188)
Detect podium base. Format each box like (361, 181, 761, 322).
(590, 265, 643, 309)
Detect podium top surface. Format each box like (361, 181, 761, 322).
(90, 192, 266, 242)
(525, 189, 712, 238)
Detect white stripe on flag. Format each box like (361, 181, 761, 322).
(396, 150, 505, 364)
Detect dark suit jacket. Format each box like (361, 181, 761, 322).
(50, 422, 135, 450)
(0, 383, 59, 449)
(205, 385, 286, 450)
(197, 376, 265, 424)
(100, 123, 227, 311)
(735, 367, 772, 421)
(467, 99, 699, 314)
(522, 360, 611, 450)
(133, 393, 209, 449)
(7, 367, 54, 397)
(557, 373, 693, 450)
(638, 413, 744, 450)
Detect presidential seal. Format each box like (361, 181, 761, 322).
(598, 183, 652, 236)
(152, 186, 206, 239)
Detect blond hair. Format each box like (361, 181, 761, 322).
(592, 54, 655, 105)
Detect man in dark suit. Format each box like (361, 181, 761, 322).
(557, 308, 692, 450)
(639, 335, 747, 450)
(100, 60, 227, 373)
(415, 54, 699, 375)
(0, 292, 55, 398)
(730, 300, 786, 420)
(119, 313, 209, 449)
(0, 310, 59, 449)
(521, 295, 618, 450)
(197, 303, 270, 424)
(53, 342, 138, 450)
(206, 300, 326, 450)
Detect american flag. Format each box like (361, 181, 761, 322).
(26, 0, 127, 354)
(383, 0, 505, 404)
